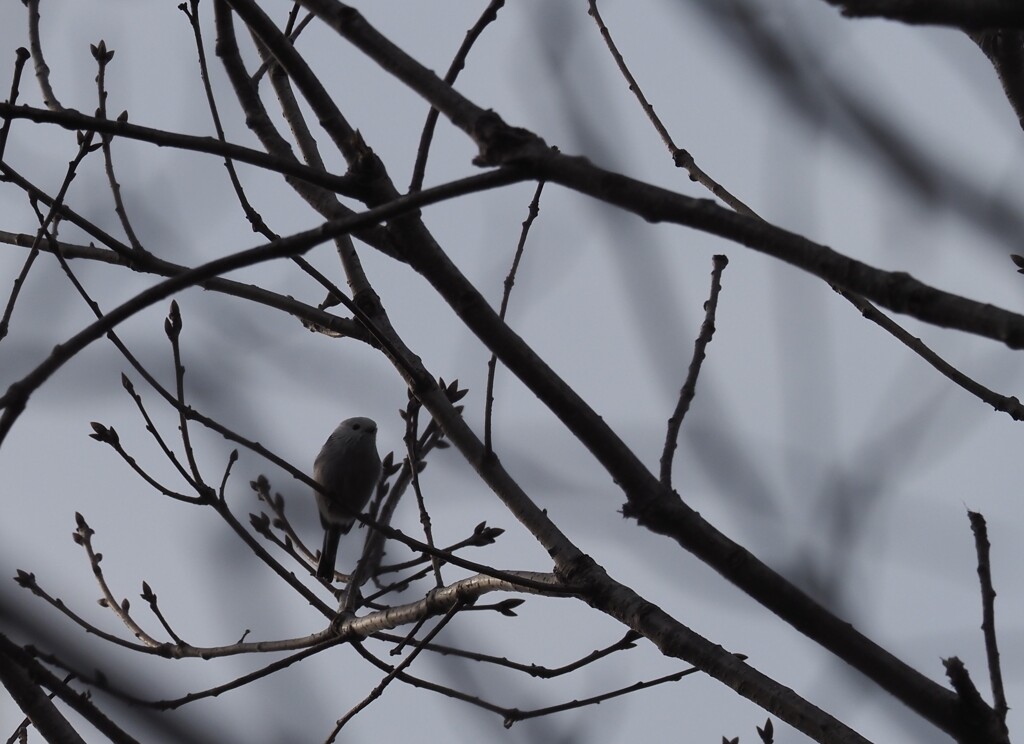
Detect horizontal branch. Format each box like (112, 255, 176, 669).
(101, 571, 559, 661)
(0, 229, 366, 339)
(337, 572, 560, 637)
(821, 0, 1024, 29)
(530, 148, 1024, 350)
(0, 102, 361, 197)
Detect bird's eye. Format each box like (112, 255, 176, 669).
(352, 423, 361, 430)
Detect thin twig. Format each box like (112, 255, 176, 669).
(485, 179, 545, 454)
(587, 0, 757, 216)
(352, 640, 509, 716)
(23, 0, 62, 111)
(0, 102, 361, 198)
(88, 419, 199, 503)
(249, 475, 318, 572)
(181, 0, 277, 241)
(14, 570, 157, 654)
(249, 4, 316, 84)
(0, 47, 31, 164)
(330, 603, 463, 737)
(362, 624, 696, 730)
(503, 666, 702, 727)
(140, 582, 185, 647)
(0, 126, 97, 340)
(92, 40, 148, 256)
(118, 375, 202, 495)
(404, 398, 444, 589)
(372, 629, 642, 679)
(967, 511, 1008, 724)
(351, 520, 579, 596)
(835, 288, 1024, 421)
(207, 486, 338, 618)
(360, 388, 459, 586)
(409, 0, 505, 192)
(164, 301, 210, 493)
(345, 427, 449, 600)
(386, 609, 432, 659)
(151, 640, 343, 710)
(375, 521, 503, 575)
(73, 514, 164, 648)
(660, 255, 728, 487)
(361, 566, 432, 604)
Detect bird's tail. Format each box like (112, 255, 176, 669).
(317, 527, 341, 581)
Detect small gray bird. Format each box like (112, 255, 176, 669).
(313, 417, 381, 581)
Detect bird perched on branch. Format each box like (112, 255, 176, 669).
(313, 417, 381, 581)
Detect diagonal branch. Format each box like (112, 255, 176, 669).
(0, 102, 362, 198)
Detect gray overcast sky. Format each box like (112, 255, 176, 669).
(2, 2, 1023, 742)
